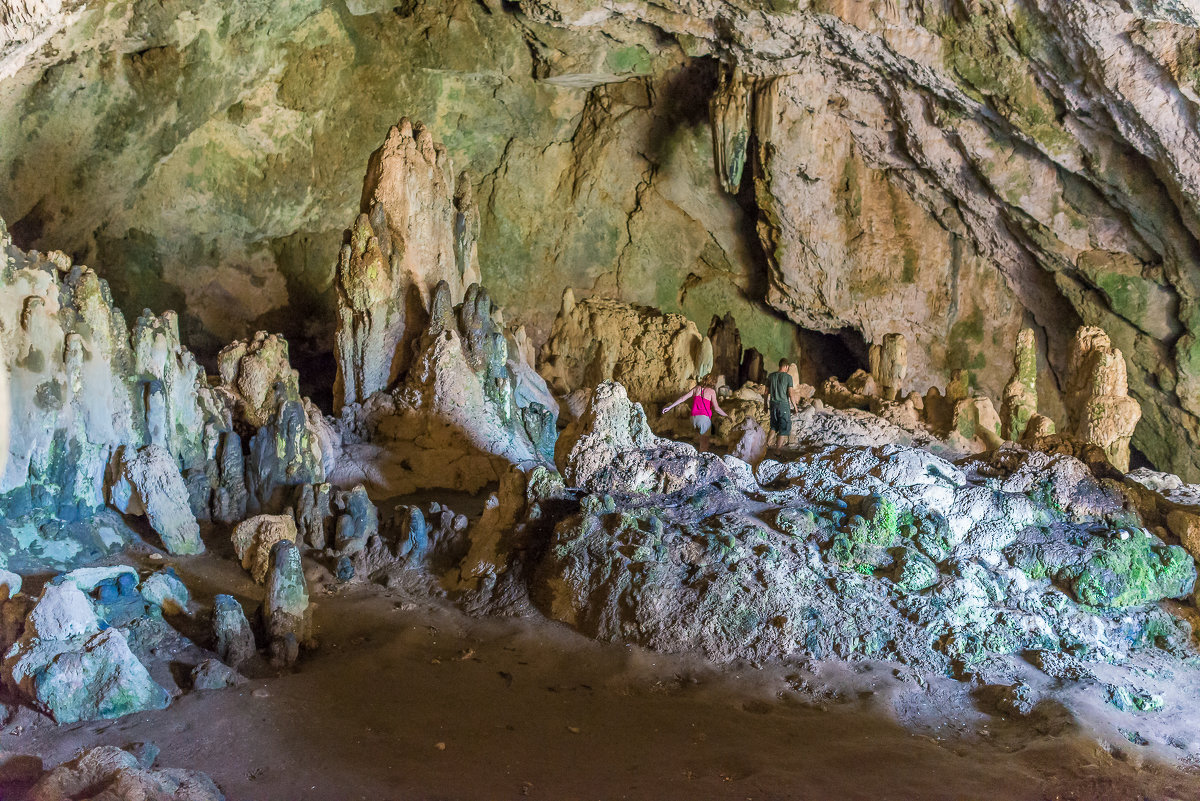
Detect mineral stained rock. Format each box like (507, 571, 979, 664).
(211, 594, 255, 669)
(327, 122, 553, 496)
(216, 331, 300, 430)
(2, 583, 170, 724)
(1001, 328, 1039, 442)
(869, 333, 908, 402)
(263, 539, 311, 666)
(107, 445, 203, 555)
(556, 381, 727, 495)
(1066, 326, 1142, 472)
(232, 514, 298, 584)
(523, 384, 1194, 672)
(0, 226, 228, 551)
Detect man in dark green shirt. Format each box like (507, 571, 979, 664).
(764, 358, 794, 449)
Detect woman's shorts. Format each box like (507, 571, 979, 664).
(691, 415, 712, 435)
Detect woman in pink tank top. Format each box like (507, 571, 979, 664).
(662, 374, 727, 451)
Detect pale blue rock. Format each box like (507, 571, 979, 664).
(5, 628, 170, 724)
(140, 569, 190, 615)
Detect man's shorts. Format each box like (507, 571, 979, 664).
(769, 404, 791, 436)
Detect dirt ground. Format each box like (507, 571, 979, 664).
(5, 540, 1200, 801)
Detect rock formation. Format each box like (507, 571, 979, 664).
(556, 381, 728, 495)
(1001, 328, 1039, 441)
(232, 514, 298, 584)
(1066, 326, 1142, 472)
(707, 313, 742, 387)
(29, 745, 226, 801)
(326, 122, 554, 496)
(2, 582, 170, 724)
(539, 293, 704, 407)
(869, 333, 908, 402)
(263, 539, 312, 667)
(334, 118, 477, 410)
(0, 224, 227, 564)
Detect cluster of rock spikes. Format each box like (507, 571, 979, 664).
(0, 114, 1199, 795)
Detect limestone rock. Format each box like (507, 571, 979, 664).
(333, 484, 378, 555)
(1166, 510, 1200, 561)
(0, 237, 227, 541)
(139, 569, 189, 616)
(707, 313, 742, 387)
(556, 381, 727, 495)
(211, 594, 255, 669)
(29, 745, 224, 801)
(1000, 328, 1039, 441)
(539, 294, 703, 407)
(710, 64, 752, 194)
(1065, 327, 1142, 472)
(294, 482, 333, 550)
(216, 331, 299, 429)
(263, 540, 311, 666)
(231, 514, 298, 584)
(3, 588, 169, 724)
(27, 582, 99, 640)
(190, 658, 246, 691)
(334, 118, 473, 410)
(245, 397, 325, 515)
(108, 445, 203, 555)
(869, 333, 908, 402)
(0, 568, 20, 600)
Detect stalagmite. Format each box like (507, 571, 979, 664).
(334, 117, 474, 410)
(1065, 326, 1141, 472)
(1000, 328, 1038, 441)
(870, 333, 907, 402)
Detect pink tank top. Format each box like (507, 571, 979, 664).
(690, 390, 713, 418)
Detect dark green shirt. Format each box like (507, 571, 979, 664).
(766, 371, 792, 405)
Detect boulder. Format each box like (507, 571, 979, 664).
(28, 745, 224, 801)
(211, 594, 255, 669)
(139, 569, 190, 615)
(557, 381, 727, 495)
(108, 445, 204, 555)
(190, 658, 246, 691)
(4, 625, 169, 724)
(231, 514, 298, 584)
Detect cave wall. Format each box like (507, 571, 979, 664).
(2, 0, 1200, 477)
(0, 0, 800, 402)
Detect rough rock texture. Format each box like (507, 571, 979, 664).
(5, 1, 1200, 474)
(556, 381, 728, 495)
(211, 594, 254, 669)
(263, 539, 311, 666)
(333, 117, 476, 410)
(539, 293, 706, 407)
(1066, 326, 1142, 472)
(29, 745, 225, 801)
(216, 331, 299, 429)
(107, 445, 203, 555)
(526, 408, 1193, 673)
(1001, 328, 1040, 441)
(2, 583, 170, 724)
(232, 514, 298, 584)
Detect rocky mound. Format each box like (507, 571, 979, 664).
(469, 382, 1199, 680)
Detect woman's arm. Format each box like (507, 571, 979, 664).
(709, 389, 729, 417)
(661, 386, 696, 414)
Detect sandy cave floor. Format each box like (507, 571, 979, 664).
(5, 541, 1200, 801)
